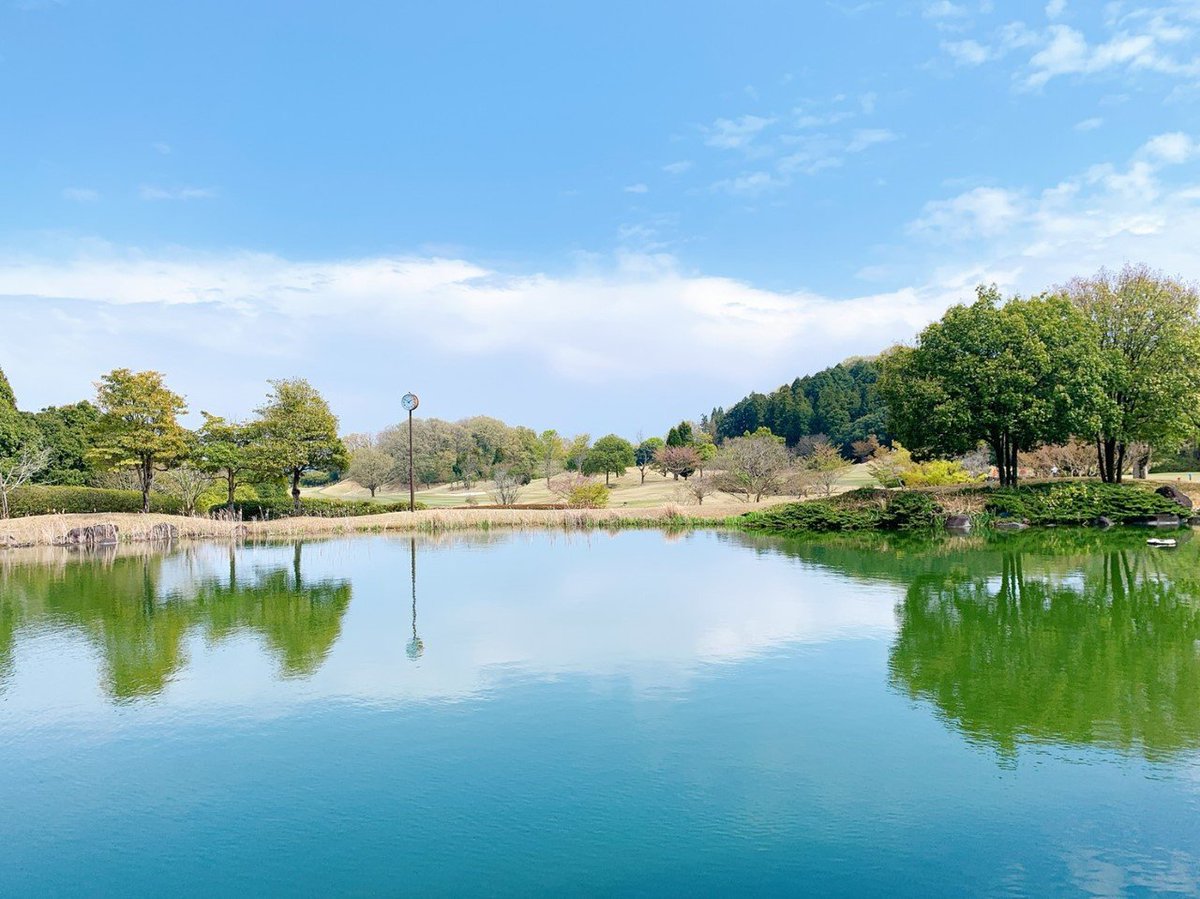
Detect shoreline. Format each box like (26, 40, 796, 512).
(0, 505, 745, 549)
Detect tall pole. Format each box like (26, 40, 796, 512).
(408, 408, 415, 512)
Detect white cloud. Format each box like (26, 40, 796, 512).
(712, 170, 786, 195)
(1140, 131, 1199, 164)
(62, 187, 99, 202)
(152, 141, 172, 155)
(704, 114, 775, 151)
(1074, 116, 1104, 131)
(911, 186, 1025, 238)
(923, 1, 967, 20)
(1045, 0, 1066, 20)
(847, 128, 897, 152)
(942, 38, 994, 66)
(623, 183, 649, 194)
(662, 160, 692, 175)
(139, 185, 216, 201)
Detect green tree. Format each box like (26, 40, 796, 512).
(582, 434, 635, 485)
(0, 364, 15, 409)
(255, 379, 348, 513)
(665, 420, 694, 447)
(29, 402, 101, 485)
(87, 369, 191, 512)
(347, 445, 394, 497)
(879, 287, 1103, 487)
(537, 429, 566, 485)
(196, 414, 260, 511)
(635, 436, 665, 484)
(1059, 264, 1200, 482)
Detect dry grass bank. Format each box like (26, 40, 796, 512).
(0, 501, 778, 549)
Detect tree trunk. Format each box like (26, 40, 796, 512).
(291, 469, 302, 513)
(605, 472, 610, 486)
(1096, 437, 1109, 483)
(227, 472, 236, 511)
(640, 468, 646, 485)
(141, 458, 153, 513)
(1099, 438, 1119, 484)
(1115, 442, 1127, 483)
(369, 485, 377, 497)
(1, 489, 8, 520)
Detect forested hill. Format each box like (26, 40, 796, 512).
(704, 357, 887, 451)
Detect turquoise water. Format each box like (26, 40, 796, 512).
(2, 530, 1199, 896)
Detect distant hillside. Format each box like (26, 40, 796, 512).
(704, 357, 887, 451)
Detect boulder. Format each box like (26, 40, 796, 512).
(1131, 513, 1182, 528)
(61, 523, 120, 547)
(994, 519, 1029, 532)
(944, 515, 972, 532)
(147, 522, 178, 542)
(1094, 516, 1115, 529)
(1155, 484, 1194, 510)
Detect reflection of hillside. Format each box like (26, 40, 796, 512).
(0, 543, 350, 699)
(728, 530, 1200, 759)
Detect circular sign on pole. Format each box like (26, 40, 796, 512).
(401, 392, 420, 412)
(402, 392, 419, 512)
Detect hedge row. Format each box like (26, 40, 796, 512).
(5, 486, 424, 519)
(5, 486, 185, 517)
(232, 498, 426, 519)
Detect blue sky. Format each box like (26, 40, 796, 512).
(2, 1, 1200, 437)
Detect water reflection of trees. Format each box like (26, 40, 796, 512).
(0, 542, 351, 700)
(727, 530, 1200, 759)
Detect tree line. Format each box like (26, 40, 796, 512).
(0, 369, 346, 517)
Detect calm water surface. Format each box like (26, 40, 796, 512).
(1, 529, 1198, 896)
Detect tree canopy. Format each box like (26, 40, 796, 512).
(255, 378, 348, 512)
(878, 287, 1104, 487)
(87, 369, 191, 512)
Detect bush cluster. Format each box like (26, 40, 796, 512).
(566, 483, 609, 509)
(5, 486, 425, 519)
(742, 489, 941, 533)
(6, 486, 185, 517)
(984, 482, 1182, 525)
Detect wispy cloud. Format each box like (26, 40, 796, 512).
(62, 187, 99, 202)
(704, 114, 775, 152)
(1074, 116, 1103, 131)
(662, 160, 693, 175)
(152, 141, 172, 155)
(139, 185, 216, 201)
(847, 128, 897, 152)
(623, 183, 649, 194)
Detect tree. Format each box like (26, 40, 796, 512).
(29, 401, 101, 485)
(0, 443, 50, 519)
(694, 432, 718, 475)
(582, 434, 635, 486)
(870, 442, 913, 488)
(88, 369, 191, 512)
(716, 428, 790, 501)
(804, 440, 852, 495)
(564, 433, 590, 472)
(635, 437, 665, 484)
(0, 364, 15, 409)
(537, 429, 566, 485)
(878, 287, 1104, 487)
(1059, 264, 1200, 482)
(347, 445, 394, 498)
(665, 420, 694, 447)
(255, 378, 348, 513)
(654, 444, 700, 480)
(490, 465, 524, 506)
(159, 464, 215, 516)
(196, 414, 260, 511)
(684, 475, 719, 505)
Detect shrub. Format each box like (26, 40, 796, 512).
(6, 485, 184, 517)
(901, 459, 983, 488)
(742, 500, 881, 533)
(877, 491, 943, 530)
(984, 482, 1180, 525)
(230, 497, 426, 519)
(567, 483, 609, 509)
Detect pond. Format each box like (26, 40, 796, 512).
(1, 530, 1198, 896)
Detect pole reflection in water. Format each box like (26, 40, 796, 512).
(406, 537, 424, 661)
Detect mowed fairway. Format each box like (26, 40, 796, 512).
(305, 463, 876, 509)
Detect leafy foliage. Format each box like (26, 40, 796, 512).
(983, 482, 1182, 525)
(742, 489, 942, 533)
(5, 485, 186, 516)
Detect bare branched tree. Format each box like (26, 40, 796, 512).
(715, 431, 790, 502)
(159, 463, 216, 516)
(491, 466, 524, 506)
(0, 444, 52, 519)
(684, 475, 719, 505)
